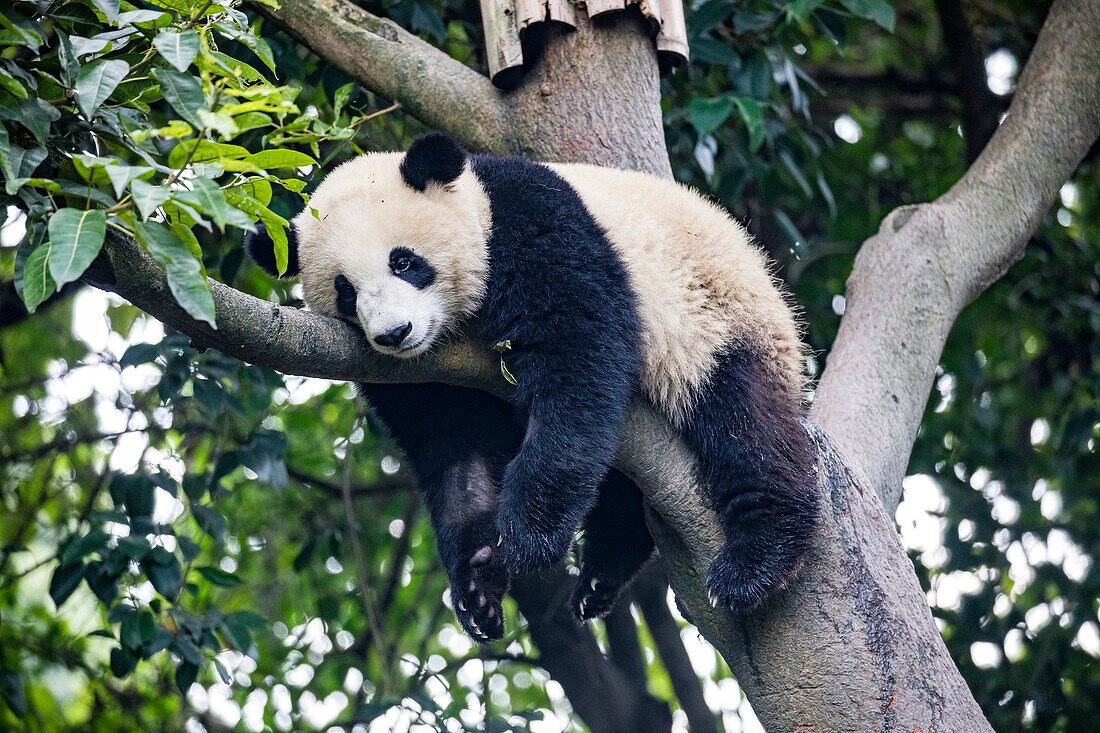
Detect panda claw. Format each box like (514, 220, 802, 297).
(590, 577, 598, 590)
(458, 601, 466, 612)
(497, 534, 503, 547)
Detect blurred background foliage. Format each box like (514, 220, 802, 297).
(1, 0, 1097, 731)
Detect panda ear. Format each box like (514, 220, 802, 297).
(400, 133, 467, 192)
(244, 221, 299, 278)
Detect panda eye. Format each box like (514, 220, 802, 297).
(334, 275, 357, 318)
(334, 274, 355, 295)
(391, 256, 412, 274)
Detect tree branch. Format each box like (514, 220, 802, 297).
(88, 224, 992, 729)
(811, 0, 1100, 510)
(250, 0, 511, 155)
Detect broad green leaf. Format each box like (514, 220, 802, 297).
(20, 243, 55, 313)
(151, 67, 204, 129)
(687, 96, 734, 137)
(129, 120, 193, 142)
(75, 58, 129, 118)
(838, 0, 895, 32)
(196, 566, 243, 587)
(49, 562, 85, 607)
(47, 208, 107, 287)
(0, 69, 29, 99)
(228, 178, 272, 206)
(91, 0, 121, 22)
(0, 126, 46, 181)
(114, 9, 171, 26)
(153, 30, 199, 72)
(333, 82, 354, 118)
(0, 669, 26, 718)
(734, 97, 766, 152)
(173, 177, 253, 232)
(130, 180, 170, 220)
(226, 189, 287, 273)
(167, 139, 250, 170)
(245, 149, 316, 170)
(105, 164, 154, 198)
(134, 221, 216, 327)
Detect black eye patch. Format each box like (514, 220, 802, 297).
(334, 274, 357, 318)
(389, 247, 436, 289)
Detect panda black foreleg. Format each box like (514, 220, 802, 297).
(680, 346, 818, 610)
(357, 383, 521, 642)
(493, 369, 634, 575)
(569, 469, 655, 621)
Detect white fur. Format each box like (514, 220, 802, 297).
(290, 152, 492, 357)
(293, 152, 803, 421)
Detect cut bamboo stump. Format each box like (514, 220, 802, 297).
(479, 0, 688, 89)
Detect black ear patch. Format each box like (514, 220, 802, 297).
(400, 133, 467, 192)
(243, 221, 299, 278)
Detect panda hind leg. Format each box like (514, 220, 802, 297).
(570, 470, 655, 621)
(681, 346, 819, 610)
(358, 383, 519, 642)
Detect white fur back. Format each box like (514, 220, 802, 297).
(549, 163, 805, 424)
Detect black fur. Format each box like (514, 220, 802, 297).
(468, 153, 645, 574)
(244, 134, 819, 641)
(244, 221, 299, 278)
(399, 133, 467, 192)
(389, 247, 436, 289)
(680, 345, 818, 608)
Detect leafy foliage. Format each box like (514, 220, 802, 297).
(2, 0, 1098, 731)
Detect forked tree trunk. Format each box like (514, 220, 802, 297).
(96, 0, 1097, 729)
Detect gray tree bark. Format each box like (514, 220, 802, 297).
(92, 0, 1100, 730)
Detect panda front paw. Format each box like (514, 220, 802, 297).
(495, 505, 575, 575)
(449, 543, 509, 643)
(569, 571, 625, 621)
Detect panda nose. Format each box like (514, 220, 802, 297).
(374, 322, 413, 348)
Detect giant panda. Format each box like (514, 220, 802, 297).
(244, 133, 817, 642)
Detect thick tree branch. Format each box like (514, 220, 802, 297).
(250, 0, 511, 155)
(812, 0, 1100, 510)
(90, 222, 991, 729)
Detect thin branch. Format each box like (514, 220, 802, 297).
(249, 0, 510, 155)
(934, 0, 1002, 162)
(811, 0, 1100, 510)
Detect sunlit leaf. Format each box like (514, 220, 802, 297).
(75, 58, 129, 118)
(47, 208, 107, 287)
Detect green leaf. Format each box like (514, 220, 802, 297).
(153, 30, 199, 72)
(60, 530, 110, 565)
(244, 149, 316, 170)
(120, 342, 160, 368)
(141, 555, 182, 598)
(838, 0, 895, 32)
(134, 221, 217, 327)
(110, 647, 137, 677)
(175, 661, 198, 694)
(151, 67, 204, 129)
(333, 82, 354, 118)
(220, 617, 252, 652)
(75, 58, 129, 118)
(92, 0, 121, 22)
(20, 243, 55, 313)
(130, 180, 170, 220)
(167, 140, 250, 170)
(174, 177, 252, 232)
(0, 126, 46, 181)
(734, 97, 766, 152)
(0, 669, 26, 718)
(105, 164, 154, 198)
(197, 566, 242, 587)
(49, 562, 85, 607)
(687, 96, 734, 137)
(47, 209, 107, 288)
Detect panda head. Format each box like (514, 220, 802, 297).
(245, 133, 491, 358)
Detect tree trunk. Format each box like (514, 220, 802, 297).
(96, 0, 1100, 729)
